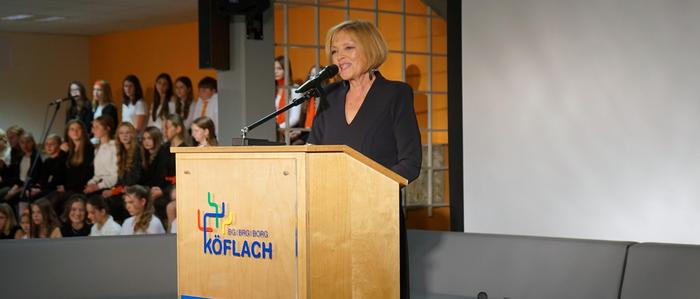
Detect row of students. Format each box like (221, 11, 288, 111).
(65, 75, 219, 136)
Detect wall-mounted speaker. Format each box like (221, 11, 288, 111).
(199, 0, 230, 70)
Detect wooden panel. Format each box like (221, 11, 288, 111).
(307, 153, 400, 298)
(177, 152, 302, 298)
(171, 145, 408, 186)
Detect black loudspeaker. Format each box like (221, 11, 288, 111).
(199, 0, 230, 70)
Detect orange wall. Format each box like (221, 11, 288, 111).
(89, 21, 217, 116)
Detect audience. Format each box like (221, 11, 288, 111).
(84, 116, 118, 195)
(59, 194, 91, 237)
(140, 126, 167, 189)
(0, 203, 19, 239)
(102, 122, 141, 223)
(65, 81, 93, 127)
(193, 77, 218, 131)
(30, 198, 62, 238)
(51, 119, 94, 215)
(121, 75, 147, 132)
(120, 185, 165, 235)
(3, 133, 43, 203)
(191, 116, 218, 147)
(91, 80, 118, 140)
(86, 196, 121, 236)
(149, 73, 177, 131)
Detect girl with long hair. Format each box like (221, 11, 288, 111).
(91, 80, 118, 139)
(139, 126, 167, 189)
(101, 122, 141, 222)
(274, 56, 303, 143)
(120, 185, 165, 235)
(30, 198, 62, 238)
(191, 116, 218, 147)
(84, 116, 118, 194)
(174, 76, 196, 129)
(121, 75, 148, 131)
(148, 73, 177, 131)
(65, 81, 93, 127)
(60, 194, 91, 237)
(0, 203, 18, 239)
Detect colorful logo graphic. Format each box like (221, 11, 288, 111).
(197, 192, 273, 259)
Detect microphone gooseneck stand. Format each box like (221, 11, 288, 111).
(240, 85, 324, 143)
(19, 101, 64, 238)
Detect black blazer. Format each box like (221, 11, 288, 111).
(308, 72, 422, 182)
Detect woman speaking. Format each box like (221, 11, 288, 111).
(308, 20, 422, 298)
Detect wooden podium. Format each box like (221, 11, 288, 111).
(171, 145, 407, 298)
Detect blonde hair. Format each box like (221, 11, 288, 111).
(0, 203, 17, 236)
(325, 20, 388, 75)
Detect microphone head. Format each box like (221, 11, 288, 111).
(321, 64, 339, 78)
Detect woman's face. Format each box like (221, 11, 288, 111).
(86, 203, 104, 224)
(93, 83, 104, 102)
(191, 124, 206, 144)
(68, 201, 86, 224)
(331, 31, 366, 81)
(124, 194, 145, 216)
(19, 138, 33, 154)
(175, 81, 189, 99)
(156, 78, 169, 96)
(92, 121, 107, 139)
(117, 126, 132, 146)
(70, 84, 81, 98)
(20, 216, 30, 231)
(164, 120, 180, 141)
(142, 132, 155, 151)
(123, 80, 135, 99)
(44, 138, 60, 156)
(68, 123, 83, 141)
(31, 205, 43, 225)
(274, 60, 284, 81)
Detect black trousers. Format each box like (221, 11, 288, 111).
(400, 207, 410, 299)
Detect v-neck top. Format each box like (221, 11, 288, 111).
(308, 72, 422, 182)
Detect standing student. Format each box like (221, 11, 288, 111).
(192, 77, 219, 130)
(174, 76, 196, 130)
(191, 116, 218, 147)
(274, 56, 303, 143)
(84, 116, 118, 194)
(86, 196, 121, 236)
(121, 75, 147, 131)
(148, 73, 177, 131)
(120, 185, 165, 235)
(92, 80, 118, 139)
(60, 194, 91, 237)
(30, 198, 62, 238)
(101, 122, 141, 223)
(0, 203, 19, 239)
(66, 81, 93, 126)
(308, 20, 422, 299)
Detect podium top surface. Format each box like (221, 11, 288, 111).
(171, 144, 408, 185)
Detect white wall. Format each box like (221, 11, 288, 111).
(0, 32, 89, 139)
(462, 0, 700, 244)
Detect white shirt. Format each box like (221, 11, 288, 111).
(122, 100, 147, 126)
(120, 215, 165, 235)
(19, 155, 30, 182)
(93, 104, 105, 119)
(90, 215, 122, 236)
(274, 88, 303, 129)
(1, 146, 11, 166)
(170, 218, 177, 234)
(88, 140, 118, 189)
(192, 93, 219, 130)
(147, 100, 177, 131)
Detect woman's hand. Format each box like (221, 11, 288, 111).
(60, 142, 70, 152)
(84, 183, 100, 194)
(101, 189, 113, 199)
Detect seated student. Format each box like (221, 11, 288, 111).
(30, 198, 62, 238)
(0, 129, 11, 192)
(0, 203, 19, 239)
(3, 133, 43, 202)
(48, 120, 94, 216)
(84, 116, 118, 195)
(192, 77, 218, 130)
(14, 211, 30, 239)
(166, 186, 177, 234)
(86, 196, 121, 236)
(101, 122, 141, 223)
(139, 126, 167, 189)
(5, 125, 24, 167)
(60, 194, 91, 237)
(191, 116, 218, 147)
(150, 114, 190, 223)
(37, 134, 67, 197)
(120, 185, 165, 235)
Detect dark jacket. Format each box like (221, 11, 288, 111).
(64, 143, 95, 192)
(39, 151, 68, 192)
(66, 99, 93, 127)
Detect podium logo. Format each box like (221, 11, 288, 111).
(198, 192, 273, 260)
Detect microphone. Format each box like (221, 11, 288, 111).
(295, 64, 339, 94)
(49, 96, 72, 106)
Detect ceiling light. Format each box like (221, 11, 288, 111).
(36, 16, 66, 22)
(2, 14, 34, 21)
